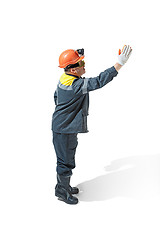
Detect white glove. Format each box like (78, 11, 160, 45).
(117, 45, 132, 65)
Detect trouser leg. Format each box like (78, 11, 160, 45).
(52, 132, 78, 176)
(52, 132, 79, 204)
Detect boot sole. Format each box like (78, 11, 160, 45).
(55, 193, 78, 205)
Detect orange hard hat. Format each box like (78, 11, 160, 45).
(59, 49, 84, 68)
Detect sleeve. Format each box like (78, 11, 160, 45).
(72, 66, 118, 95)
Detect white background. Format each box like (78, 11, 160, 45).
(0, 0, 160, 239)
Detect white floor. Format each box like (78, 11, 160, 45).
(54, 153, 160, 240)
(1, 132, 160, 240)
(52, 153, 160, 240)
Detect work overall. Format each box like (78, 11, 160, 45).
(52, 67, 118, 177)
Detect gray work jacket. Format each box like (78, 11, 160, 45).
(52, 66, 118, 133)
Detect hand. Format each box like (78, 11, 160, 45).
(117, 45, 132, 65)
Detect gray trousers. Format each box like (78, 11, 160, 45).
(52, 132, 78, 176)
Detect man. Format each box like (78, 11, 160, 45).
(52, 46, 132, 204)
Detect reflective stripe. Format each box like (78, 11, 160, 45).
(82, 78, 89, 94)
(56, 88, 59, 104)
(58, 82, 73, 90)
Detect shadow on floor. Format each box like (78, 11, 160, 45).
(77, 154, 160, 202)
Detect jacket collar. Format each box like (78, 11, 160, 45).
(65, 73, 79, 78)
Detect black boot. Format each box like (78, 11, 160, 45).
(68, 176, 79, 194)
(55, 175, 78, 205)
(68, 185, 79, 195)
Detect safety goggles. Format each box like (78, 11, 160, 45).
(65, 60, 85, 70)
(78, 60, 85, 67)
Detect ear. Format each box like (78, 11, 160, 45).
(70, 68, 77, 74)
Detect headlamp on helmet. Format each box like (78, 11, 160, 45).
(76, 48, 84, 56)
